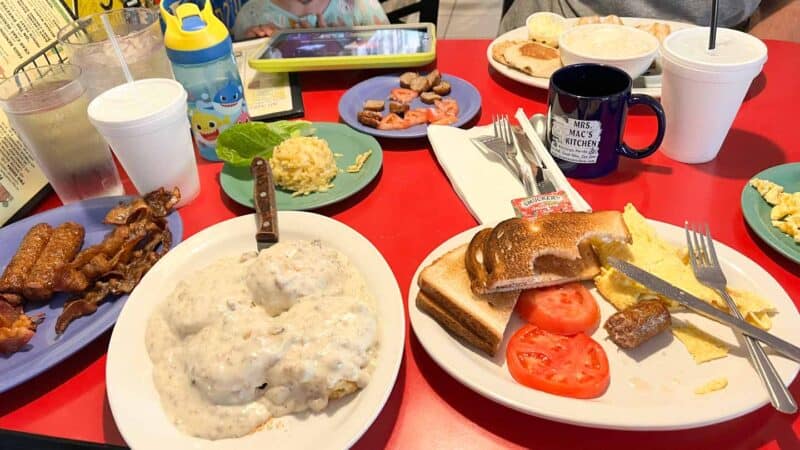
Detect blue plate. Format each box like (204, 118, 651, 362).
(338, 73, 482, 139)
(0, 196, 183, 393)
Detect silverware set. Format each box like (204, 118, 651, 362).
(685, 223, 797, 413)
(608, 223, 799, 415)
(470, 114, 556, 196)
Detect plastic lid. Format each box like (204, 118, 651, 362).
(160, 0, 229, 53)
(662, 27, 767, 72)
(88, 78, 187, 129)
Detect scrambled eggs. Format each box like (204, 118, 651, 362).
(346, 150, 373, 173)
(672, 323, 729, 363)
(750, 178, 800, 242)
(593, 204, 776, 363)
(694, 377, 728, 395)
(270, 136, 338, 196)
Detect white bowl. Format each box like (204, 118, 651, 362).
(559, 24, 659, 79)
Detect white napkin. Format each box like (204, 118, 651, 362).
(427, 117, 591, 225)
(427, 124, 525, 224)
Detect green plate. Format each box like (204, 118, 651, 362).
(220, 122, 383, 211)
(741, 162, 800, 264)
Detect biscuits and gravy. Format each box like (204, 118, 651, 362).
(146, 240, 379, 439)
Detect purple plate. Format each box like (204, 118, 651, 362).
(338, 73, 482, 139)
(0, 195, 183, 393)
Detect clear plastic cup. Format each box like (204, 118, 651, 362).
(57, 7, 174, 101)
(660, 27, 767, 164)
(0, 64, 123, 204)
(87, 78, 200, 207)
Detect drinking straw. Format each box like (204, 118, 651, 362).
(709, 0, 719, 49)
(100, 13, 134, 83)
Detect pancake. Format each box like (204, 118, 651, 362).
(491, 39, 520, 65)
(502, 42, 562, 78)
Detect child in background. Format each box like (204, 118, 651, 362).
(232, 0, 389, 40)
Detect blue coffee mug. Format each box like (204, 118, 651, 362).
(547, 64, 666, 178)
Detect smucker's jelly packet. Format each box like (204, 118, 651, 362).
(512, 191, 574, 218)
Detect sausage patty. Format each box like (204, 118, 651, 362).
(22, 222, 85, 301)
(0, 223, 53, 296)
(604, 300, 671, 349)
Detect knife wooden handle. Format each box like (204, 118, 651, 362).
(251, 157, 279, 243)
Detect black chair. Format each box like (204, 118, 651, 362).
(380, 0, 439, 26)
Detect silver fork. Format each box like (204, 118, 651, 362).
(494, 115, 534, 196)
(686, 222, 797, 414)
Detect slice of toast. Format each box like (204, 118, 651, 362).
(467, 211, 630, 294)
(417, 244, 520, 356)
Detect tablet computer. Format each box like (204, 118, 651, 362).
(248, 23, 436, 72)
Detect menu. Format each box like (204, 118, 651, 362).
(0, 0, 74, 225)
(234, 37, 304, 121)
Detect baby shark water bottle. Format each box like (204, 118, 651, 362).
(161, 0, 249, 161)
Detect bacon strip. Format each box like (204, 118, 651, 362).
(0, 300, 39, 354)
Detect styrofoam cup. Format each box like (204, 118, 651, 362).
(660, 27, 767, 164)
(88, 78, 199, 206)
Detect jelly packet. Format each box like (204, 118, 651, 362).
(511, 191, 574, 218)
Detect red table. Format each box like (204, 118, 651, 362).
(2, 40, 799, 450)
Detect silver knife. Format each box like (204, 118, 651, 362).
(607, 257, 800, 363)
(513, 125, 557, 194)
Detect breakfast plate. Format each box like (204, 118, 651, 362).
(106, 212, 405, 449)
(0, 195, 183, 393)
(408, 218, 800, 430)
(487, 17, 693, 97)
(338, 73, 482, 139)
(220, 122, 383, 210)
(742, 163, 800, 264)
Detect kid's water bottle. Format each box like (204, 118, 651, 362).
(161, 0, 249, 161)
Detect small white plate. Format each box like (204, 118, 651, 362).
(107, 212, 405, 449)
(487, 17, 693, 97)
(409, 219, 800, 430)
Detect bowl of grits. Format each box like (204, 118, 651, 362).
(559, 24, 660, 79)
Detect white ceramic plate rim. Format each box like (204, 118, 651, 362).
(106, 212, 405, 449)
(408, 218, 800, 431)
(487, 17, 694, 96)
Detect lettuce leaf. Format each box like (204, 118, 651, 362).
(215, 120, 313, 166)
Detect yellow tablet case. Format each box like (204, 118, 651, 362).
(248, 23, 437, 73)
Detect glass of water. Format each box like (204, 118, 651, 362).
(57, 7, 174, 101)
(0, 64, 123, 204)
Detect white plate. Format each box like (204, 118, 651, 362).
(487, 17, 693, 97)
(408, 219, 800, 430)
(107, 212, 405, 449)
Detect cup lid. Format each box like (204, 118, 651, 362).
(88, 78, 187, 129)
(662, 27, 767, 73)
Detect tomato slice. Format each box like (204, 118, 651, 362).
(377, 113, 409, 130)
(516, 282, 599, 335)
(390, 88, 418, 103)
(404, 109, 428, 126)
(434, 98, 459, 116)
(506, 325, 610, 399)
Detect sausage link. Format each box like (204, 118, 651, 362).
(604, 299, 671, 349)
(0, 223, 53, 295)
(22, 222, 84, 301)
